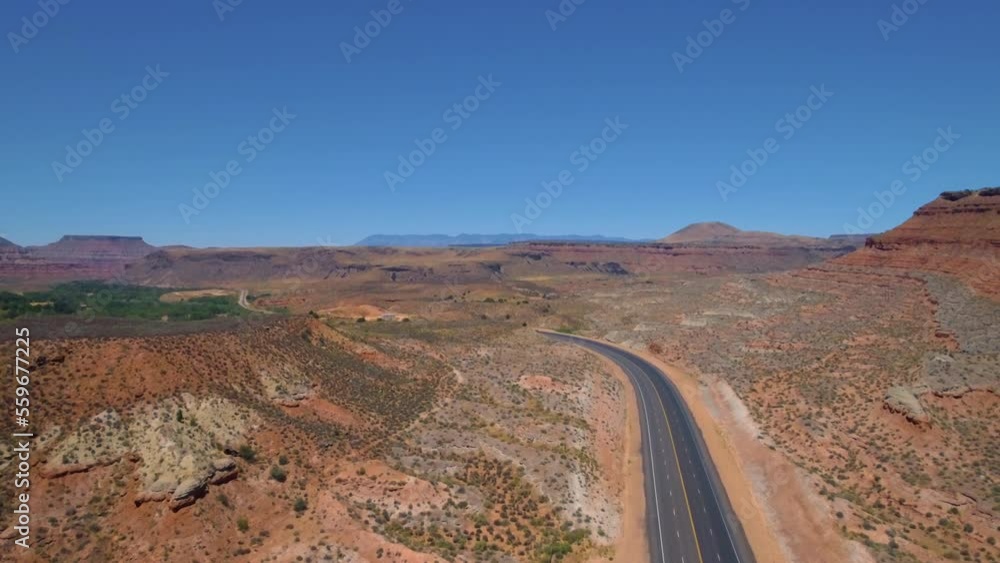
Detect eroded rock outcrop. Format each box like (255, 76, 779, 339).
(883, 386, 930, 426)
(40, 395, 253, 512)
(260, 368, 314, 406)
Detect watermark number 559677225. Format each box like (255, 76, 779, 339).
(11, 328, 32, 548)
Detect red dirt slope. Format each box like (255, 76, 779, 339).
(836, 188, 1000, 299)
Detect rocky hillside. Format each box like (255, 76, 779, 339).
(120, 236, 862, 297)
(659, 222, 834, 247)
(660, 221, 742, 243)
(29, 235, 156, 261)
(0, 317, 455, 560)
(0, 237, 22, 262)
(515, 240, 858, 277)
(0, 235, 157, 288)
(4, 227, 861, 292)
(0, 312, 633, 561)
(837, 188, 1000, 299)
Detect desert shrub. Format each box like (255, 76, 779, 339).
(940, 190, 973, 201)
(539, 541, 572, 558)
(270, 466, 288, 483)
(238, 444, 257, 462)
(237, 517, 249, 532)
(293, 498, 308, 513)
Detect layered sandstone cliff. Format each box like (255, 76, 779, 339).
(837, 188, 1000, 298)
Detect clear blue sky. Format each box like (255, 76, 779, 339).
(1, 0, 997, 247)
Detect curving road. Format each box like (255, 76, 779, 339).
(543, 332, 756, 563)
(237, 289, 273, 314)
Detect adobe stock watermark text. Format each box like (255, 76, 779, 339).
(717, 84, 833, 201)
(511, 117, 628, 232)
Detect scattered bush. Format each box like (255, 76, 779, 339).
(940, 190, 973, 201)
(270, 465, 288, 483)
(238, 444, 257, 463)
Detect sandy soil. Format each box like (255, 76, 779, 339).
(283, 396, 363, 428)
(317, 303, 411, 321)
(158, 288, 234, 302)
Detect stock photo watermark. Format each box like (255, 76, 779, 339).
(7, 0, 72, 54)
(213, 0, 247, 21)
(511, 116, 628, 233)
(843, 126, 959, 234)
(544, 0, 588, 31)
(340, 0, 413, 63)
(11, 327, 32, 549)
(672, 0, 751, 73)
(717, 84, 833, 201)
(878, 0, 931, 41)
(178, 107, 296, 223)
(383, 74, 501, 192)
(50, 65, 170, 183)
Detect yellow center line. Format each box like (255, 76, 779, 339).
(631, 355, 706, 563)
(547, 334, 709, 563)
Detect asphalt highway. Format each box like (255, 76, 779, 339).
(544, 332, 756, 563)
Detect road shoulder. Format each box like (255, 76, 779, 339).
(591, 351, 649, 563)
(540, 330, 789, 563)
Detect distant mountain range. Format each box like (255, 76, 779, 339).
(354, 233, 646, 247)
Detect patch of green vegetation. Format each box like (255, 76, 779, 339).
(237, 444, 257, 463)
(293, 497, 308, 513)
(269, 465, 288, 483)
(0, 281, 246, 321)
